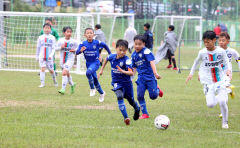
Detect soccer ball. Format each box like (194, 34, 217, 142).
(154, 115, 170, 130)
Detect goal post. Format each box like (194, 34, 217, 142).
(0, 11, 94, 73)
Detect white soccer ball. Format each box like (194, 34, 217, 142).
(154, 115, 170, 130)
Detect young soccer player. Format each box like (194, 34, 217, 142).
(143, 23, 154, 51)
(98, 39, 140, 125)
(56, 26, 78, 95)
(36, 23, 58, 87)
(132, 35, 163, 119)
(76, 28, 111, 102)
(218, 32, 240, 99)
(186, 31, 231, 129)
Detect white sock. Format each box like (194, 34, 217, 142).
(226, 87, 232, 94)
(40, 71, 45, 85)
(68, 75, 74, 86)
(217, 91, 228, 124)
(62, 76, 68, 90)
(51, 72, 57, 84)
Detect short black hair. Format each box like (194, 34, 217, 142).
(45, 17, 53, 22)
(134, 35, 146, 43)
(43, 23, 51, 28)
(144, 23, 150, 29)
(219, 32, 230, 40)
(116, 39, 128, 49)
(202, 31, 216, 40)
(63, 26, 73, 33)
(84, 28, 94, 34)
(95, 24, 101, 29)
(169, 25, 175, 31)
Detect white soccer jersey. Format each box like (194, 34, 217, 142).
(223, 47, 240, 73)
(190, 47, 230, 85)
(36, 34, 56, 60)
(56, 38, 78, 67)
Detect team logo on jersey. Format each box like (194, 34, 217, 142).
(139, 53, 142, 58)
(227, 54, 232, 58)
(120, 62, 123, 67)
(144, 48, 151, 54)
(93, 45, 96, 49)
(114, 83, 118, 88)
(217, 55, 222, 59)
(204, 57, 208, 60)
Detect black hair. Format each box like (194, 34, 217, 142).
(116, 39, 128, 49)
(95, 24, 101, 29)
(84, 28, 94, 34)
(63, 26, 73, 33)
(45, 17, 53, 22)
(43, 23, 51, 28)
(144, 23, 150, 29)
(168, 25, 175, 31)
(134, 35, 146, 43)
(202, 31, 216, 40)
(219, 32, 230, 40)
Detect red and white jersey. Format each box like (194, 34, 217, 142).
(222, 47, 240, 73)
(190, 47, 230, 85)
(56, 37, 78, 66)
(36, 34, 56, 60)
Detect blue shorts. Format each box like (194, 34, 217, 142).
(136, 77, 158, 99)
(112, 82, 134, 100)
(86, 62, 100, 72)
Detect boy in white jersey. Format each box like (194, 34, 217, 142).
(219, 32, 240, 99)
(36, 23, 57, 88)
(186, 31, 231, 129)
(56, 26, 78, 95)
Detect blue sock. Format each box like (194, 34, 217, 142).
(95, 84, 104, 94)
(87, 76, 95, 89)
(118, 99, 128, 119)
(138, 99, 148, 115)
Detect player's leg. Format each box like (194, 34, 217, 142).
(136, 80, 149, 119)
(166, 49, 172, 68)
(47, 60, 57, 87)
(171, 55, 177, 70)
(92, 71, 105, 102)
(53, 53, 57, 76)
(124, 83, 140, 120)
(146, 80, 163, 99)
(204, 84, 218, 108)
(58, 68, 68, 95)
(39, 60, 46, 87)
(64, 61, 76, 94)
(225, 76, 235, 99)
(86, 63, 96, 96)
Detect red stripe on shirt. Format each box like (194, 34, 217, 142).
(208, 54, 217, 82)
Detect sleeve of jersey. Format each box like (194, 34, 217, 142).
(99, 41, 111, 54)
(189, 51, 202, 75)
(144, 48, 155, 61)
(126, 58, 133, 71)
(106, 54, 113, 61)
(131, 55, 136, 68)
(222, 51, 230, 71)
(232, 50, 240, 68)
(76, 43, 84, 55)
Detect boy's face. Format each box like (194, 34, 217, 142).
(218, 36, 229, 50)
(45, 20, 52, 26)
(144, 26, 147, 31)
(85, 29, 94, 41)
(203, 38, 216, 51)
(168, 28, 171, 31)
(64, 29, 72, 39)
(116, 46, 127, 58)
(134, 39, 145, 52)
(43, 26, 51, 34)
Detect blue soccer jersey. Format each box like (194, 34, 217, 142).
(107, 54, 133, 84)
(131, 47, 155, 81)
(76, 39, 111, 63)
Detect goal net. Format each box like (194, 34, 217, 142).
(152, 16, 202, 71)
(0, 11, 94, 74)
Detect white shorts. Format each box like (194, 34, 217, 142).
(39, 59, 54, 70)
(61, 60, 74, 71)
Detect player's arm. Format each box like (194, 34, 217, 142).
(36, 37, 41, 61)
(49, 38, 56, 60)
(222, 51, 231, 78)
(116, 66, 134, 76)
(150, 61, 161, 79)
(186, 51, 201, 84)
(98, 58, 108, 78)
(232, 50, 240, 72)
(76, 43, 86, 55)
(99, 41, 111, 54)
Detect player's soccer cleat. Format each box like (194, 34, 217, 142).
(219, 113, 222, 118)
(157, 85, 163, 97)
(71, 83, 76, 94)
(222, 123, 229, 129)
(166, 65, 172, 68)
(229, 85, 235, 99)
(39, 84, 45, 88)
(173, 67, 178, 70)
(99, 91, 105, 103)
(58, 89, 65, 95)
(124, 118, 130, 125)
(90, 89, 96, 97)
(133, 107, 140, 120)
(139, 114, 149, 119)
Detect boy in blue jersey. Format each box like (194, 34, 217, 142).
(143, 23, 153, 51)
(132, 35, 163, 119)
(98, 39, 140, 125)
(76, 28, 111, 102)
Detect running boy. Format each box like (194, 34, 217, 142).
(36, 23, 58, 87)
(186, 31, 231, 129)
(132, 35, 163, 119)
(76, 28, 111, 102)
(98, 39, 140, 125)
(218, 32, 240, 99)
(56, 26, 78, 95)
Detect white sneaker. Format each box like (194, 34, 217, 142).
(39, 84, 45, 88)
(90, 89, 96, 97)
(222, 123, 229, 129)
(219, 113, 222, 118)
(99, 91, 105, 103)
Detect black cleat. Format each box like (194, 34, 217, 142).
(133, 107, 140, 120)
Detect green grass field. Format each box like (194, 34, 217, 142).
(0, 60, 240, 147)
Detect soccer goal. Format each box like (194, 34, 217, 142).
(0, 11, 94, 74)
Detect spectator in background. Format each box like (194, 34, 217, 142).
(143, 23, 154, 51)
(220, 24, 228, 33)
(95, 24, 107, 66)
(213, 24, 221, 39)
(124, 24, 137, 53)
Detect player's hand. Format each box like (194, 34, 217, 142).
(98, 70, 103, 79)
(226, 70, 232, 80)
(154, 73, 161, 79)
(116, 65, 124, 73)
(186, 74, 192, 84)
(81, 46, 86, 52)
(69, 49, 75, 52)
(198, 75, 200, 81)
(61, 44, 65, 49)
